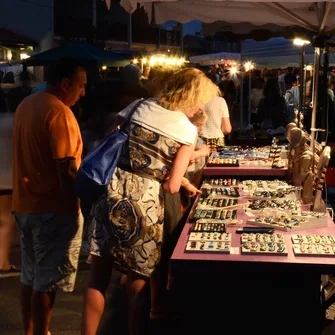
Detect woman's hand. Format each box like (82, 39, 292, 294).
(189, 145, 210, 165)
(196, 144, 210, 158)
(183, 182, 202, 198)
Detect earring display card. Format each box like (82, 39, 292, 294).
(203, 187, 240, 197)
(190, 222, 227, 233)
(241, 233, 285, 244)
(292, 243, 335, 257)
(192, 209, 237, 222)
(188, 232, 231, 242)
(207, 156, 239, 167)
(185, 241, 231, 253)
(203, 178, 238, 187)
(246, 216, 304, 231)
(197, 197, 238, 207)
(242, 180, 292, 191)
(247, 200, 299, 211)
(241, 241, 288, 255)
(291, 234, 335, 244)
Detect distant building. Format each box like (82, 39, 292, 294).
(54, 0, 181, 53)
(184, 34, 241, 57)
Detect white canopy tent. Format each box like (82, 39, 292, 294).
(119, 1, 335, 35)
(242, 37, 335, 69)
(189, 52, 241, 66)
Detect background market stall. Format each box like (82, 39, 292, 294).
(120, 0, 335, 145)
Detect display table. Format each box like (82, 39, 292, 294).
(171, 208, 335, 273)
(203, 165, 288, 177)
(169, 201, 334, 334)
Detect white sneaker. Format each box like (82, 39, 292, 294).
(0, 265, 21, 278)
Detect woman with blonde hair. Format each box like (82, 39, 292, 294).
(82, 68, 219, 335)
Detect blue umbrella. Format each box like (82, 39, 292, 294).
(24, 42, 130, 67)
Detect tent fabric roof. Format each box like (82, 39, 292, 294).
(242, 37, 335, 68)
(25, 42, 130, 67)
(120, 1, 335, 35)
(0, 28, 37, 46)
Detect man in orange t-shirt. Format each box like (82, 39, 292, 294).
(12, 57, 86, 335)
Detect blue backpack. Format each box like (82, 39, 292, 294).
(75, 99, 144, 203)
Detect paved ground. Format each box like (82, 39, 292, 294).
(2, 246, 335, 335)
(0, 246, 182, 335)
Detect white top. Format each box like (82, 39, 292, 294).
(119, 99, 198, 146)
(0, 113, 13, 190)
(202, 96, 229, 139)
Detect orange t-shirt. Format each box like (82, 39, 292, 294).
(12, 91, 83, 214)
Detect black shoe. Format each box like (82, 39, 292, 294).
(0, 265, 21, 278)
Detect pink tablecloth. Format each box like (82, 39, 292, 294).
(171, 205, 335, 274)
(203, 165, 287, 177)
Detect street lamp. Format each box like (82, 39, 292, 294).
(293, 38, 310, 46)
(244, 62, 255, 125)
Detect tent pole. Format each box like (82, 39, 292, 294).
(299, 45, 305, 125)
(128, 13, 132, 50)
(319, 1, 333, 32)
(321, 49, 329, 143)
(239, 66, 244, 134)
(248, 69, 251, 125)
(92, 0, 97, 28)
(303, 64, 307, 115)
(311, 47, 321, 177)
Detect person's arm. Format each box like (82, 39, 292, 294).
(221, 117, 232, 134)
(48, 109, 82, 196)
(220, 98, 232, 134)
(192, 144, 210, 160)
(163, 139, 199, 194)
(56, 158, 78, 195)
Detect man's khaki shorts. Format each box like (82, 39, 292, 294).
(15, 212, 83, 292)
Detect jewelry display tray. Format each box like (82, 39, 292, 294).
(292, 244, 335, 257)
(185, 241, 231, 254)
(247, 215, 328, 231)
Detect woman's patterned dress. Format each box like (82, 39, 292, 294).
(88, 123, 181, 277)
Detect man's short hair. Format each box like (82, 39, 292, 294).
(46, 57, 85, 85)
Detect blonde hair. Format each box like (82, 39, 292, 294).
(146, 65, 178, 96)
(190, 109, 208, 124)
(157, 68, 220, 113)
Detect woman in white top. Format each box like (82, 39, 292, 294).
(202, 95, 232, 152)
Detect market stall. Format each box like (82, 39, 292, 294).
(118, 1, 335, 332)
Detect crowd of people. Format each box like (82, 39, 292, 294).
(207, 64, 335, 136)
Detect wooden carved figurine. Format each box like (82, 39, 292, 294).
(312, 146, 331, 213)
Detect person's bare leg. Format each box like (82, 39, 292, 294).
(81, 255, 112, 335)
(120, 273, 127, 286)
(20, 283, 34, 335)
(31, 290, 56, 335)
(126, 272, 148, 335)
(150, 269, 163, 316)
(0, 194, 14, 270)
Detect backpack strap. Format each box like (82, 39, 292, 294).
(107, 98, 145, 135)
